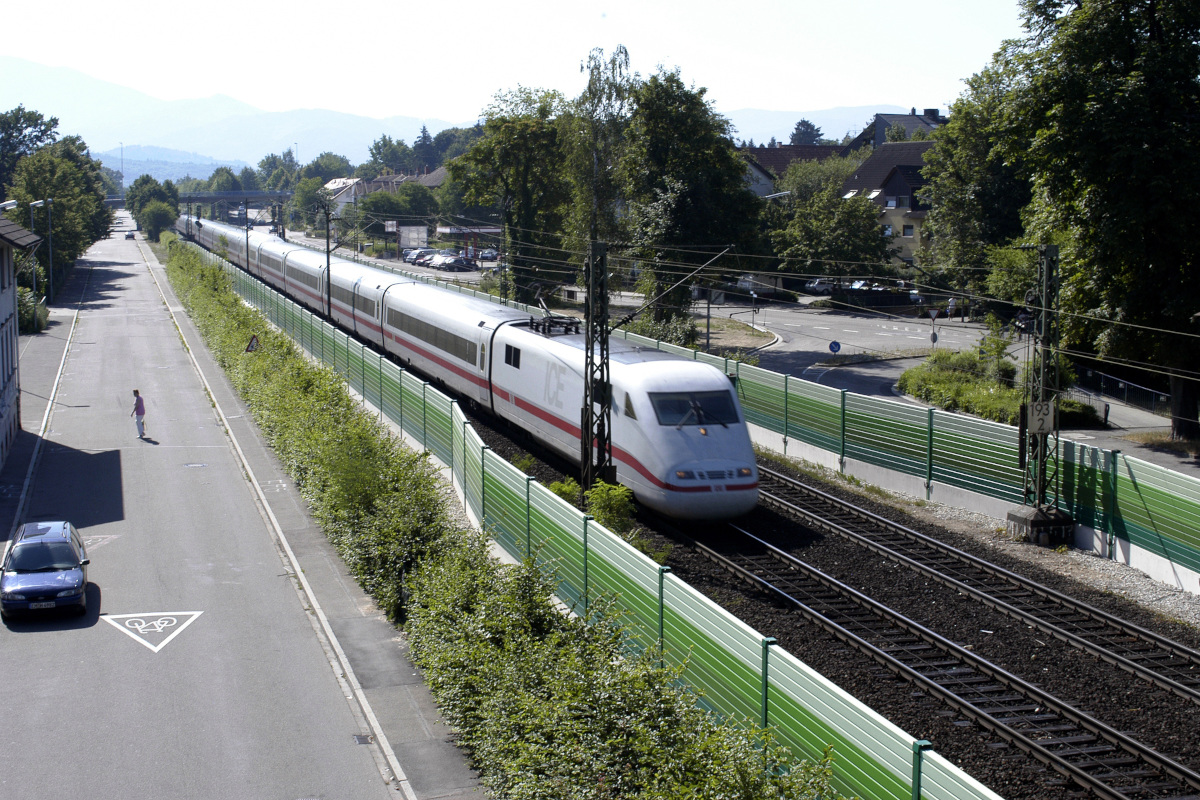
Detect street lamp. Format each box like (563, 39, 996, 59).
(0, 200, 16, 211)
(29, 200, 52, 302)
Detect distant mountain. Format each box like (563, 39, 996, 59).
(1, 57, 466, 165)
(92, 146, 249, 186)
(2, 56, 920, 174)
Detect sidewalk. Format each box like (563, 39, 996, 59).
(1, 224, 483, 799)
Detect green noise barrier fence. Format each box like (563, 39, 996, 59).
(606, 328, 1200, 586)
(195, 245, 1002, 800)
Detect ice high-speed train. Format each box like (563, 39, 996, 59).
(177, 216, 758, 519)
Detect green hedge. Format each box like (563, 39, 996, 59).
(163, 236, 851, 800)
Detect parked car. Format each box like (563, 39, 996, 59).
(406, 248, 436, 264)
(0, 521, 89, 620)
(125, 231, 136, 240)
(441, 257, 477, 272)
(803, 278, 833, 295)
(479, 248, 498, 261)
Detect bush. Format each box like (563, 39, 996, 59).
(585, 480, 635, 535)
(17, 287, 48, 333)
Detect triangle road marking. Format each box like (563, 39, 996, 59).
(101, 611, 203, 653)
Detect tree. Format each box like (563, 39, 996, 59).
(362, 134, 412, 177)
(920, 60, 1033, 295)
(0, 106, 58, 194)
(139, 200, 178, 242)
(1011, 0, 1200, 438)
(238, 166, 260, 192)
(773, 187, 898, 278)
(789, 119, 823, 146)
(559, 46, 637, 266)
(448, 88, 569, 303)
(125, 174, 170, 218)
(291, 177, 326, 228)
(301, 152, 353, 184)
(7, 136, 111, 293)
(411, 127, 437, 173)
(617, 68, 760, 320)
(356, 183, 436, 236)
(208, 166, 241, 192)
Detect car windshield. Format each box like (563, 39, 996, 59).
(649, 391, 739, 427)
(6, 542, 79, 572)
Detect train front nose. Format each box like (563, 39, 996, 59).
(659, 461, 759, 519)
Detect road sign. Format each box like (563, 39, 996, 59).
(829, 341, 841, 353)
(930, 332, 938, 344)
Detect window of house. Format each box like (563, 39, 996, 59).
(842, 190, 858, 199)
(902, 225, 914, 237)
(867, 189, 881, 200)
(885, 197, 897, 208)
(896, 195, 910, 208)
(882, 224, 893, 237)
(505, 344, 521, 368)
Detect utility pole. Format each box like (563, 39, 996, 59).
(1006, 244, 1074, 547)
(582, 241, 615, 499)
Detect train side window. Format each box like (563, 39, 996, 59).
(505, 344, 521, 369)
(624, 393, 637, 420)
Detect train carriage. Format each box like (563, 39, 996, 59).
(176, 215, 758, 519)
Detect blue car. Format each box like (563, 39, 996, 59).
(1, 521, 90, 620)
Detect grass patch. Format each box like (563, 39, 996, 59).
(1121, 431, 1200, 456)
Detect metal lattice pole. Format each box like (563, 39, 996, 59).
(582, 241, 614, 496)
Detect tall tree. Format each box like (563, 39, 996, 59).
(8, 136, 111, 291)
(617, 68, 759, 320)
(789, 119, 823, 146)
(920, 59, 1033, 295)
(301, 152, 353, 184)
(208, 166, 241, 192)
(448, 89, 569, 302)
(0, 105, 58, 194)
(411, 127, 437, 173)
(560, 46, 637, 265)
(1013, 0, 1200, 437)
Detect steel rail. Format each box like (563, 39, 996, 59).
(685, 521, 1200, 800)
(758, 466, 1200, 706)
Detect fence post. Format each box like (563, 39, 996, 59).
(838, 390, 847, 472)
(1108, 449, 1121, 560)
(761, 637, 778, 727)
(379, 354, 384, 419)
(911, 739, 932, 800)
(925, 407, 935, 498)
(658, 565, 671, 669)
(525, 476, 534, 560)
(582, 516, 592, 614)
(421, 382, 428, 449)
(480, 443, 489, 527)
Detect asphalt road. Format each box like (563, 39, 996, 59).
(0, 219, 396, 799)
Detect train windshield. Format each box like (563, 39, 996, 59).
(649, 391, 739, 427)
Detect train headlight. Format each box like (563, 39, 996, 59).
(675, 470, 695, 480)
(737, 467, 753, 478)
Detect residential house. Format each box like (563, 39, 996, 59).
(742, 144, 842, 197)
(322, 177, 368, 215)
(840, 141, 935, 264)
(842, 107, 946, 153)
(0, 218, 37, 469)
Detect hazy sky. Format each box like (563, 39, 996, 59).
(8, 0, 1027, 121)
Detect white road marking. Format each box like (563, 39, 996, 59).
(101, 611, 203, 653)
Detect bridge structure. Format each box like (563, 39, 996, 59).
(180, 190, 296, 226)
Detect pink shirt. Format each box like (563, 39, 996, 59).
(134, 396, 145, 415)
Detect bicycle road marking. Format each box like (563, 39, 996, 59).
(101, 611, 203, 653)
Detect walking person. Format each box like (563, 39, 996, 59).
(131, 389, 146, 439)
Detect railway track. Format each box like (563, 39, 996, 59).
(688, 522, 1200, 800)
(758, 466, 1200, 707)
